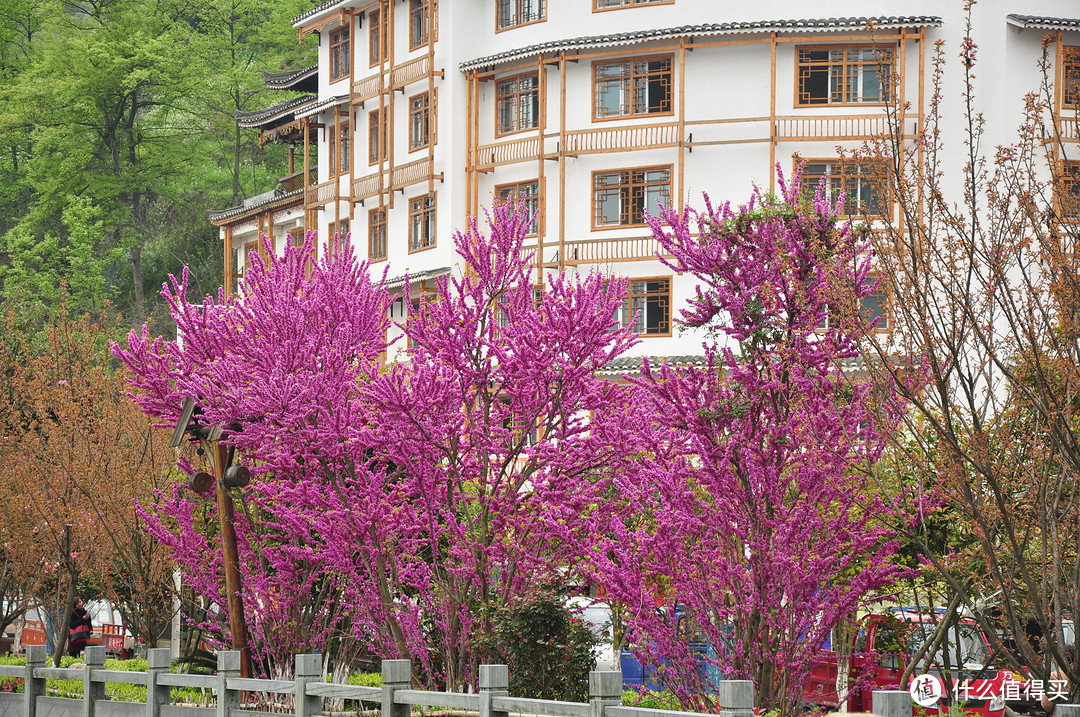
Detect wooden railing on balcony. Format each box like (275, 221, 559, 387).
(392, 56, 433, 90)
(277, 167, 318, 194)
(352, 73, 385, 104)
(305, 178, 339, 208)
(1059, 117, 1080, 142)
(475, 137, 541, 170)
(564, 123, 682, 155)
(774, 115, 918, 141)
(561, 235, 666, 266)
(353, 171, 385, 203)
(392, 157, 439, 190)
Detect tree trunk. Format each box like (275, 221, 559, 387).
(131, 244, 144, 307)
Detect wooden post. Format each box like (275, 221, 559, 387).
(478, 665, 509, 717)
(715, 680, 754, 717)
(83, 646, 106, 717)
(24, 645, 44, 717)
(294, 654, 324, 717)
(537, 53, 547, 285)
(210, 442, 252, 678)
(223, 225, 233, 299)
(769, 32, 777, 191)
(558, 51, 567, 271)
(588, 671, 622, 717)
(380, 659, 411, 717)
(216, 651, 242, 717)
(677, 39, 686, 211)
(872, 689, 912, 717)
(146, 648, 171, 717)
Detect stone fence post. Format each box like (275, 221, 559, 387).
(83, 647, 106, 717)
(216, 651, 242, 717)
(1057, 705, 1080, 717)
(146, 648, 171, 717)
(479, 665, 508, 717)
(589, 671, 622, 717)
(380, 659, 411, 717)
(715, 680, 754, 717)
(294, 654, 323, 717)
(23, 645, 45, 717)
(873, 689, 912, 717)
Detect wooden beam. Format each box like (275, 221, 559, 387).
(537, 53, 546, 287)
(559, 51, 567, 272)
(770, 32, 777, 192)
(678, 38, 686, 211)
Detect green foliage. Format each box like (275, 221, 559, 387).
(621, 688, 682, 709)
(475, 593, 600, 703)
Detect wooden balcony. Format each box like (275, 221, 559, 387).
(352, 57, 442, 106)
(561, 235, 666, 266)
(774, 115, 919, 141)
(277, 167, 318, 194)
(352, 72, 385, 104)
(305, 178, 339, 208)
(474, 136, 541, 171)
(1059, 116, 1079, 142)
(393, 56, 437, 89)
(350, 158, 442, 204)
(564, 122, 682, 155)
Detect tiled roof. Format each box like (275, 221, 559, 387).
(597, 355, 708, 375)
(1006, 15, 1080, 32)
(207, 188, 305, 225)
(386, 267, 452, 291)
(460, 16, 942, 70)
(235, 95, 317, 128)
(262, 65, 318, 91)
(295, 95, 349, 119)
(293, 0, 351, 26)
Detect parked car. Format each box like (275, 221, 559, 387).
(619, 608, 730, 692)
(805, 609, 1007, 717)
(567, 596, 618, 672)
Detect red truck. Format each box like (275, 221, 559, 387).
(804, 610, 1008, 717)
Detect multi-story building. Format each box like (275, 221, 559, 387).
(209, 1, 1079, 358)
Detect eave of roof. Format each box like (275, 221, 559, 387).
(460, 16, 942, 71)
(597, 355, 708, 375)
(386, 267, 452, 291)
(236, 95, 317, 128)
(263, 65, 318, 91)
(208, 188, 305, 226)
(293, 0, 350, 26)
(1006, 15, 1080, 32)
(295, 94, 349, 119)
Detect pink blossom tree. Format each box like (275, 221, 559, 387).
(583, 173, 909, 714)
(116, 205, 639, 685)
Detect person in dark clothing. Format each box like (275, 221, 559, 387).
(67, 598, 92, 657)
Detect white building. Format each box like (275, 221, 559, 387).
(209, 1, 1080, 359)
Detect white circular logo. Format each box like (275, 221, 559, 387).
(910, 674, 945, 707)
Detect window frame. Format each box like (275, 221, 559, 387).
(495, 72, 540, 137)
(327, 218, 351, 259)
(409, 193, 437, 253)
(593, 0, 673, 10)
(496, 0, 546, 31)
(409, 0, 438, 50)
(795, 44, 894, 107)
(798, 158, 891, 220)
(337, 110, 350, 176)
(495, 179, 541, 236)
(1064, 46, 1080, 110)
(592, 53, 673, 121)
(591, 164, 672, 230)
(1059, 160, 1080, 220)
(619, 276, 673, 337)
(816, 274, 891, 334)
(368, 107, 387, 165)
(408, 90, 434, 152)
(369, 206, 388, 261)
(368, 7, 387, 67)
(329, 25, 351, 82)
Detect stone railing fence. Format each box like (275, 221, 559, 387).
(4, 645, 1073, 717)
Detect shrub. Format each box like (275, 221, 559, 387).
(476, 593, 600, 703)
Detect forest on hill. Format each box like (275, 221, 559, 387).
(0, 0, 316, 335)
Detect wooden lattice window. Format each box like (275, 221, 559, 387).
(329, 26, 350, 81)
(1065, 47, 1080, 109)
(409, 0, 437, 49)
(327, 219, 350, 259)
(800, 160, 889, 218)
(594, 55, 672, 119)
(797, 46, 892, 105)
(497, 0, 545, 29)
(369, 207, 387, 261)
(496, 180, 540, 235)
(496, 73, 539, 135)
(409, 194, 436, 251)
(594, 0, 672, 8)
(409, 91, 433, 151)
(368, 8, 386, 66)
(337, 113, 350, 175)
(1061, 160, 1080, 219)
(368, 108, 387, 164)
(593, 166, 671, 228)
(620, 278, 671, 336)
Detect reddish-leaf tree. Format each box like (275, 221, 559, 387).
(583, 175, 909, 714)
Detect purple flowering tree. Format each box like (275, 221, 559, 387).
(583, 172, 908, 714)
